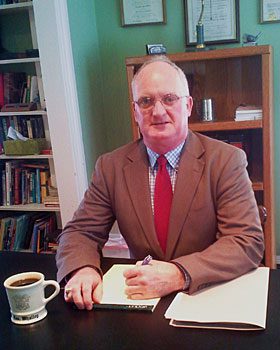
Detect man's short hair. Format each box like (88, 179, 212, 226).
(131, 55, 190, 96)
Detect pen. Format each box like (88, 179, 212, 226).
(142, 255, 153, 265)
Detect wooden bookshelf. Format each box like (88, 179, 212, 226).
(125, 45, 275, 268)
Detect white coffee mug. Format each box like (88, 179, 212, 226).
(4, 271, 60, 325)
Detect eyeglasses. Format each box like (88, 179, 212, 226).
(134, 94, 188, 111)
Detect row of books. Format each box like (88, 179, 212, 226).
(211, 133, 249, 154)
(0, 212, 58, 254)
(0, 72, 45, 110)
(235, 105, 262, 121)
(1, 161, 51, 206)
(0, 115, 45, 152)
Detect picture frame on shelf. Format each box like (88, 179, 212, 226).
(120, 0, 166, 26)
(260, 0, 280, 23)
(184, 0, 240, 46)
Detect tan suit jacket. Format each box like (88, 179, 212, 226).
(56, 131, 264, 294)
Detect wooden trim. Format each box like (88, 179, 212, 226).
(189, 120, 262, 132)
(125, 45, 272, 67)
(33, 0, 88, 226)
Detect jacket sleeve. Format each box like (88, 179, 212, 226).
(173, 148, 264, 294)
(56, 155, 115, 283)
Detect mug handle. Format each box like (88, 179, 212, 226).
(43, 280, 60, 304)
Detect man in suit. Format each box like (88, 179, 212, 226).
(56, 56, 264, 310)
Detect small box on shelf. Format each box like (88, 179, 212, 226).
(3, 138, 47, 156)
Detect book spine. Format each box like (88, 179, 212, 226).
(0, 73, 4, 109)
(13, 116, 19, 133)
(1, 170, 6, 206)
(26, 119, 33, 138)
(5, 162, 11, 205)
(37, 76, 46, 110)
(0, 118, 4, 153)
(36, 168, 41, 203)
(29, 171, 36, 203)
(37, 116, 45, 138)
(14, 167, 21, 205)
(2, 117, 8, 140)
(40, 170, 48, 203)
(25, 75, 31, 104)
(30, 76, 39, 104)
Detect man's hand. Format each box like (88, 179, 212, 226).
(123, 259, 185, 299)
(64, 266, 102, 310)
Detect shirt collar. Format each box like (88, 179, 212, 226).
(146, 141, 185, 170)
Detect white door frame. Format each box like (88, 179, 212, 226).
(33, 0, 88, 226)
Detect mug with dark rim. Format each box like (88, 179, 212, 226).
(4, 271, 60, 325)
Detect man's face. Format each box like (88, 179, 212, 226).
(132, 62, 193, 153)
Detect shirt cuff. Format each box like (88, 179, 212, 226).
(170, 261, 191, 291)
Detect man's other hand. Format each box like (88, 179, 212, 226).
(64, 266, 102, 310)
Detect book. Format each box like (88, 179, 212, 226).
(3, 72, 27, 105)
(43, 195, 59, 207)
(40, 170, 49, 203)
(235, 105, 263, 121)
(37, 76, 46, 110)
(93, 264, 160, 312)
(165, 267, 269, 331)
(12, 214, 30, 251)
(30, 76, 39, 103)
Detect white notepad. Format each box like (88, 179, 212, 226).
(93, 264, 160, 312)
(165, 267, 269, 331)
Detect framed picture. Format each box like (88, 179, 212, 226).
(184, 0, 240, 46)
(260, 0, 280, 23)
(120, 0, 166, 26)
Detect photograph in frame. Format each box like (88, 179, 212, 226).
(184, 0, 240, 46)
(260, 0, 280, 23)
(121, 0, 166, 26)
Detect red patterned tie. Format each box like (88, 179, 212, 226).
(154, 155, 173, 253)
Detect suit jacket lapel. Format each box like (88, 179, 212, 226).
(166, 131, 205, 260)
(124, 140, 164, 259)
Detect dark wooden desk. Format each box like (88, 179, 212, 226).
(1, 252, 280, 350)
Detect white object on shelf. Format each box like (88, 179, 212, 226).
(235, 105, 263, 121)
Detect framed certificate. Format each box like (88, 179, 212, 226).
(184, 0, 240, 46)
(260, 0, 280, 23)
(120, 0, 166, 26)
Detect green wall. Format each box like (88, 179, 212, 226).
(67, 0, 107, 174)
(67, 0, 280, 255)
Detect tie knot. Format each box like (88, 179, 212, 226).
(157, 155, 168, 167)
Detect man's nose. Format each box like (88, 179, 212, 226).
(152, 100, 166, 115)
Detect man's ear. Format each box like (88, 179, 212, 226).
(186, 96, 193, 117)
(133, 102, 138, 122)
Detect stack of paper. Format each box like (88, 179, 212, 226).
(165, 267, 269, 331)
(93, 264, 160, 312)
(235, 105, 263, 121)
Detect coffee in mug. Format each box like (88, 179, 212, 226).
(4, 271, 60, 325)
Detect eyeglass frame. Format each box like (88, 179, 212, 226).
(133, 94, 190, 111)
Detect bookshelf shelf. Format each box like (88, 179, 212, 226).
(0, 110, 47, 116)
(0, 1, 33, 13)
(0, 203, 60, 212)
(125, 45, 275, 268)
(0, 154, 53, 160)
(189, 120, 262, 132)
(0, 57, 40, 65)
